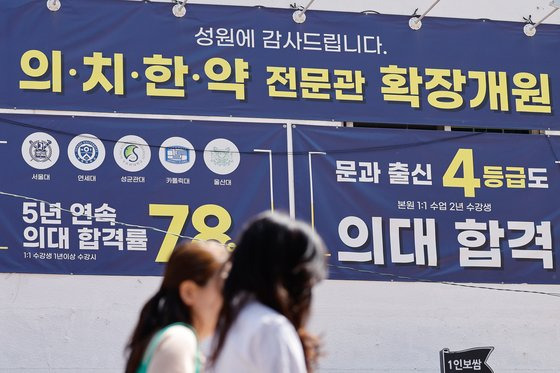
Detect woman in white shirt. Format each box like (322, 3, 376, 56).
(125, 240, 228, 373)
(208, 211, 327, 373)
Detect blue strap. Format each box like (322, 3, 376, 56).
(137, 322, 200, 373)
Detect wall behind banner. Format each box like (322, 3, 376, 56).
(1, 1, 560, 373)
(1, 274, 559, 372)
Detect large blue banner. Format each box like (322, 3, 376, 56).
(0, 0, 559, 129)
(292, 125, 560, 284)
(0, 115, 289, 275)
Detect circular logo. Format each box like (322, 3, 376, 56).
(159, 137, 196, 174)
(203, 138, 240, 175)
(21, 132, 60, 170)
(113, 135, 151, 172)
(68, 134, 105, 171)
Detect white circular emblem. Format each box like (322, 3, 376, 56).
(21, 132, 60, 170)
(113, 135, 151, 172)
(203, 138, 240, 175)
(159, 137, 196, 174)
(68, 134, 105, 171)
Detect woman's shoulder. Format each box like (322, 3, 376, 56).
(237, 301, 296, 332)
(147, 323, 198, 373)
(239, 300, 282, 318)
(239, 302, 306, 371)
(157, 323, 197, 350)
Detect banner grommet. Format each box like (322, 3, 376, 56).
(46, 0, 61, 12)
(172, 1, 187, 18)
(293, 10, 306, 24)
(409, 17, 422, 30)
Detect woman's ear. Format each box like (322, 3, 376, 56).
(179, 280, 198, 306)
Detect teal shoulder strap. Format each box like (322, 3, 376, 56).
(137, 322, 200, 373)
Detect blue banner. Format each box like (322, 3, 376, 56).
(0, 0, 559, 129)
(292, 125, 560, 284)
(0, 115, 289, 275)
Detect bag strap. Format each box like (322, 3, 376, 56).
(138, 322, 200, 373)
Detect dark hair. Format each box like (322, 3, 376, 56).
(211, 211, 327, 371)
(125, 241, 224, 373)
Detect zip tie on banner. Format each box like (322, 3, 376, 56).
(1, 190, 559, 298)
(330, 264, 560, 299)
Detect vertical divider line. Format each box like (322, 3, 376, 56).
(286, 123, 295, 218)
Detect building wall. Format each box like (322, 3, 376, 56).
(2, 1, 559, 372)
(1, 274, 559, 372)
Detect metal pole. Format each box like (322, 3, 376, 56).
(253, 149, 275, 212)
(308, 151, 326, 230)
(524, 7, 559, 36)
(293, 0, 317, 23)
(301, 0, 316, 14)
(532, 7, 558, 29)
(415, 0, 441, 23)
(409, 0, 442, 30)
(286, 124, 296, 218)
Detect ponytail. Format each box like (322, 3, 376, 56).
(125, 289, 167, 373)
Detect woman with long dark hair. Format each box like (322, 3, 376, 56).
(208, 211, 327, 373)
(125, 240, 228, 373)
